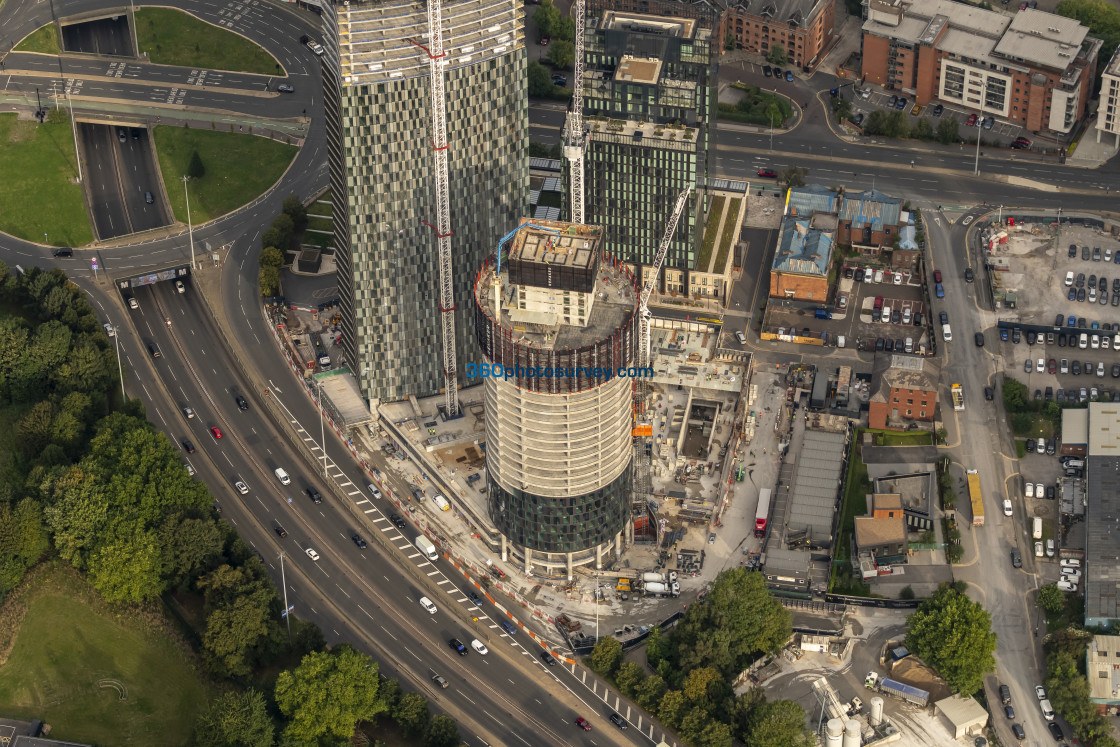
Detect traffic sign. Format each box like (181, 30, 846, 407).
(91, 257, 99, 270)
(281, 605, 294, 618)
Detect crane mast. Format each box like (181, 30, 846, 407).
(638, 188, 691, 369)
(418, 0, 460, 416)
(562, 0, 587, 223)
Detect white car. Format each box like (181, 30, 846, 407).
(235, 480, 249, 495)
(1092, 334, 1101, 349)
(1062, 568, 1082, 581)
(1025, 482, 1034, 499)
(1061, 558, 1081, 569)
(175, 280, 185, 294)
(305, 548, 320, 561)
(1036, 358, 1045, 373)
(1036, 482, 1045, 496)
(1035, 541, 1044, 557)
(128, 297, 139, 309)
(182, 406, 195, 419)
(893, 272, 903, 285)
(1046, 539, 1055, 557)
(1035, 685, 1047, 700)
(420, 596, 437, 614)
(1065, 271, 1075, 286)
(1002, 499, 1013, 517)
(103, 322, 115, 337)
(367, 483, 383, 499)
(471, 639, 488, 655)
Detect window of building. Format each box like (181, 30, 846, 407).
(906, 409, 912, 416)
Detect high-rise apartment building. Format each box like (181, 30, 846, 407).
(1095, 47, 1120, 148)
(473, 219, 638, 577)
(566, 0, 718, 280)
(322, 0, 528, 406)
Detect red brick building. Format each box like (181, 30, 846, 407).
(861, 0, 1100, 137)
(722, 0, 835, 70)
(868, 353, 941, 430)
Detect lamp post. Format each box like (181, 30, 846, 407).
(181, 176, 196, 270)
(114, 325, 125, 402)
(317, 378, 327, 479)
(973, 81, 989, 176)
(279, 552, 292, 643)
(66, 89, 81, 183)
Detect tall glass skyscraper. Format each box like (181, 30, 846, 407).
(322, 0, 528, 405)
(566, 0, 718, 276)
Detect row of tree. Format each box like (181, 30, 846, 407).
(532, 0, 575, 69)
(589, 569, 812, 746)
(1044, 628, 1119, 747)
(0, 264, 462, 745)
(258, 195, 308, 295)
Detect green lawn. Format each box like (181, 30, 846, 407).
(0, 567, 212, 745)
(307, 216, 334, 232)
(0, 114, 93, 247)
(301, 230, 333, 249)
(153, 126, 297, 225)
(866, 429, 933, 446)
(697, 196, 725, 271)
(715, 197, 741, 270)
(14, 24, 60, 54)
(307, 200, 333, 218)
(135, 7, 280, 74)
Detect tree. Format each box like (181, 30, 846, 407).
(935, 427, 948, 445)
(259, 266, 280, 296)
(780, 167, 807, 188)
(533, 0, 562, 39)
(683, 666, 725, 709)
(670, 568, 792, 677)
(274, 646, 387, 744)
(634, 674, 668, 712)
(261, 227, 283, 252)
(0, 499, 48, 595)
(202, 594, 273, 677)
(746, 699, 814, 747)
(160, 514, 224, 588)
(48, 106, 69, 125)
(766, 44, 787, 66)
(862, 109, 890, 136)
(589, 637, 623, 677)
(724, 30, 735, 50)
(394, 692, 430, 738)
(548, 40, 574, 70)
(883, 110, 910, 139)
(188, 150, 206, 179)
(88, 526, 164, 602)
(899, 585, 916, 600)
(831, 96, 852, 123)
(424, 714, 460, 747)
(1057, 0, 1120, 82)
(905, 585, 997, 695)
(270, 214, 295, 252)
(259, 246, 285, 269)
(527, 62, 554, 98)
(658, 689, 688, 730)
(680, 706, 733, 747)
(616, 661, 645, 697)
(1002, 378, 1028, 412)
(936, 116, 959, 144)
(912, 117, 934, 140)
(282, 195, 308, 228)
(1037, 583, 1064, 615)
(555, 16, 574, 42)
(193, 689, 274, 747)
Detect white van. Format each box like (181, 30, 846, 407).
(414, 535, 439, 561)
(942, 324, 953, 342)
(1033, 516, 1043, 540)
(1060, 557, 1081, 569)
(836, 335, 846, 348)
(1040, 699, 1055, 721)
(274, 467, 291, 485)
(432, 494, 451, 512)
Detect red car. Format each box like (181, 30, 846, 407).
(933, 270, 942, 283)
(210, 426, 223, 439)
(574, 717, 591, 731)
(966, 113, 977, 127)
(1048, 359, 1057, 374)
(539, 36, 550, 46)
(757, 168, 778, 178)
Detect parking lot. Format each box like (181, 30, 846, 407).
(989, 223, 1120, 404)
(851, 89, 1025, 143)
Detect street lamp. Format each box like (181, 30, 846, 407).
(65, 89, 81, 183)
(973, 80, 992, 176)
(181, 176, 196, 270)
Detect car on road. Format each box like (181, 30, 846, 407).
(468, 591, 484, 606)
(305, 487, 322, 504)
(103, 322, 115, 337)
(501, 620, 517, 635)
(974, 333, 984, 347)
(181, 439, 195, 453)
(1004, 704, 1015, 719)
(575, 717, 592, 731)
(235, 480, 248, 494)
(1003, 499, 1013, 517)
(236, 395, 249, 410)
(1010, 547, 1022, 568)
(305, 548, 319, 561)
(277, 83, 294, 93)
(432, 674, 449, 689)
(471, 639, 488, 654)
(757, 168, 778, 178)
(449, 638, 468, 655)
(274, 524, 287, 537)
(609, 713, 627, 730)
(388, 513, 407, 528)
(128, 297, 139, 309)
(210, 426, 223, 439)
(935, 282, 944, 298)
(306, 39, 325, 55)
(965, 267, 974, 282)
(420, 596, 437, 613)
(939, 311, 948, 326)
(933, 269, 943, 283)
(351, 533, 367, 549)
(985, 386, 994, 400)
(367, 483, 383, 499)
(541, 651, 558, 666)
(1048, 722, 1063, 741)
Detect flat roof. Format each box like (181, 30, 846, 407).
(994, 9, 1089, 72)
(601, 10, 696, 38)
(1085, 453, 1120, 624)
(1089, 635, 1120, 701)
(854, 515, 906, 547)
(786, 428, 848, 542)
(1088, 402, 1120, 456)
(1063, 408, 1089, 445)
(615, 56, 662, 85)
(1106, 46, 1120, 79)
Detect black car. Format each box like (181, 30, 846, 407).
(1012, 724, 1025, 740)
(1101, 277, 1109, 292)
(844, 267, 853, 279)
(1077, 272, 1086, 287)
(875, 338, 885, 351)
(854, 112, 864, 126)
(985, 386, 994, 400)
(1046, 485, 1056, 500)
(1048, 722, 1063, 741)
(388, 513, 407, 528)
(1073, 360, 1082, 375)
(540, 651, 558, 666)
(1078, 287, 1087, 302)
(1058, 333, 1067, 347)
(351, 533, 367, 549)
(275, 524, 287, 537)
(1079, 317, 1088, 328)
(884, 339, 894, 352)
(1005, 705, 1015, 719)
(552, 75, 567, 86)
(236, 395, 249, 410)
(965, 267, 974, 282)
(1026, 331, 1036, 345)
(763, 65, 772, 77)
(1070, 243, 1078, 258)
(932, 104, 943, 116)
(609, 713, 627, 730)
(305, 487, 322, 504)
(1045, 386, 1053, 401)
(449, 638, 468, 655)
(975, 333, 984, 347)
(1012, 328, 1021, 343)
(939, 311, 949, 325)
(1055, 314, 1064, 326)
(1010, 547, 1022, 568)
(1068, 287, 1077, 301)
(182, 438, 195, 453)
(213, 500, 222, 513)
(1000, 684, 1012, 704)
(854, 268, 865, 282)
(892, 309, 901, 324)
(1026, 438, 1036, 452)
(468, 591, 484, 606)
(895, 338, 904, 352)
(1057, 388, 1066, 403)
(913, 312, 922, 326)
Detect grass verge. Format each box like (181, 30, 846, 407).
(0, 114, 93, 247)
(14, 24, 60, 54)
(697, 196, 725, 271)
(136, 8, 280, 74)
(153, 126, 297, 225)
(0, 564, 213, 746)
(865, 428, 933, 446)
(307, 216, 334, 232)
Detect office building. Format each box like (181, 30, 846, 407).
(472, 219, 638, 577)
(721, 0, 835, 71)
(1095, 47, 1120, 148)
(1084, 403, 1120, 628)
(568, 0, 719, 280)
(322, 0, 528, 405)
(861, 0, 1100, 136)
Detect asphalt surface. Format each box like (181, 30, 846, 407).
(61, 16, 133, 56)
(80, 123, 169, 239)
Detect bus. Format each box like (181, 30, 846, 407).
(754, 489, 772, 537)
